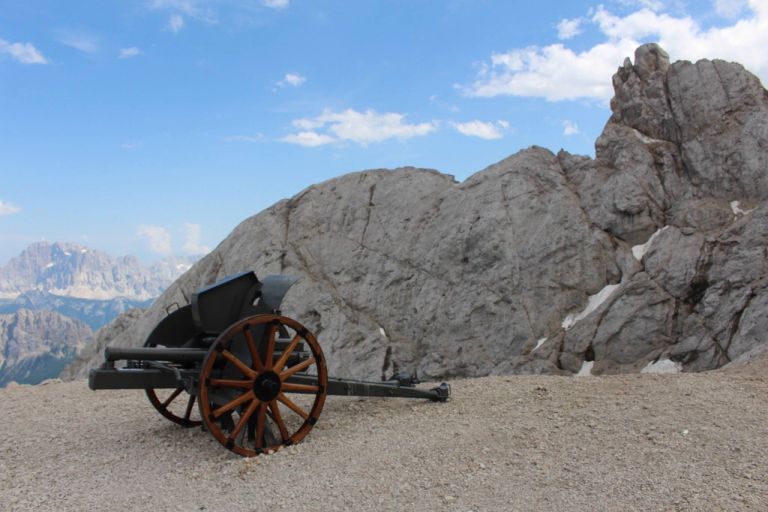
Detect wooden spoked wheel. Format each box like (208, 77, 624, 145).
(144, 339, 202, 428)
(198, 314, 328, 457)
(145, 387, 202, 428)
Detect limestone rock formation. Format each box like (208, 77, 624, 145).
(66, 44, 768, 380)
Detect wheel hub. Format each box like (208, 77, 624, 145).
(253, 371, 282, 402)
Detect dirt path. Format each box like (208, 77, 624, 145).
(1, 361, 766, 511)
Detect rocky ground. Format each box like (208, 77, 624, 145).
(2, 358, 766, 511)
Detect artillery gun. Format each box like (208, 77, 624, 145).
(89, 271, 449, 457)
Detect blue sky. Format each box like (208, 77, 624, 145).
(1, 0, 766, 264)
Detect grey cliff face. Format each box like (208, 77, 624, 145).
(0, 309, 92, 385)
(66, 44, 768, 380)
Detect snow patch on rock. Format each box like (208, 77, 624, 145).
(562, 284, 620, 330)
(576, 361, 594, 376)
(641, 358, 682, 374)
(730, 201, 755, 216)
(632, 227, 668, 261)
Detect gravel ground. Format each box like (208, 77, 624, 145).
(1, 359, 766, 512)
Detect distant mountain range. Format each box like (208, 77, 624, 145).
(0, 241, 194, 300)
(0, 242, 198, 386)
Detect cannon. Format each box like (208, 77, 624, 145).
(89, 271, 449, 457)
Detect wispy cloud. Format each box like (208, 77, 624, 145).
(137, 225, 172, 256)
(57, 31, 99, 54)
(281, 131, 337, 147)
(562, 120, 580, 135)
(0, 38, 48, 64)
(263, 0, 289, 9)
(168, 14, 185, 33)
(714, 0, 748, 18)
(221, 134, 264, 143)
(277, 72, 306, 87)
(282, 108, 436, 147)
(182, 223, 210, 255)
(464, 1, 768, 102)
(149, 0, 218, 29)
(0, 200, 21, 216)
(453, 120, 509, 140)
(557, 18, 583, 39)
(119, 47, 141, 59)
(0, 39, 48, 64)
(120, 141, 143, 150)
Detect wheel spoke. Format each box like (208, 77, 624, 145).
(281, 357, 315, 379)
(146, 389, 202, 428)
(184, 394, 195, 422)
(278, 392, 309, 420)
(209, 378, 253, 389)
(264, 324, 276, 370)
(269, 401, 290, 442)
(213, 390, 255, 418)
(228, 398, 260, 442)
(162, 387, 183, 408)
(243, 328, 265, 373)
(255, 403, 267, 449)
(281, 383, 320, 393)
(273, 334, 302, 372)
(221, 350, 257, 379)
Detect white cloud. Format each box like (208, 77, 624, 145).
(181, 223, 210, 255)
(168, 14, 185, 33)
(263, 0, 289, 9)
(0, 38, 48, 64)
(119, 47, 141, 59)
(465, 2, 768, 102)
(282, 108, 436, 147)
(0, 200, 21, 216)
(121, 141, 142, 150)
(277, 72, 306, 87)
(57, 32, 99, 54)
(563, 120, 580, 135)
(137, 225, 172, 256)
(453, 120, 508, 140)
(557, 18, 583, 39)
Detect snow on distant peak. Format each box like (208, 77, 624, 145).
(576, 360, 593, 376)
(80, 248, 87, 253)
(175, 263, 192, 272)
(631, 227, 668, 261)
(63, 251, 72, 256)
(532, 337, 547, 352)
(641, 358, 681, 374)
(562, 284, 620, 330)
(45, 263, 55, 269)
